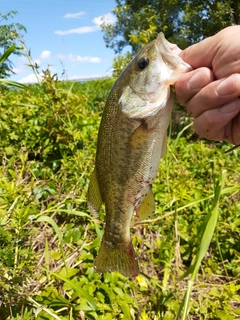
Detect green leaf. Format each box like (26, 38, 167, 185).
(36, 215, 67, 269)
(41, 268, 98, 311)
(0, 78, 26, 89)
(0, 45, 22, 64)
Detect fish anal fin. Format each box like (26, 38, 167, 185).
(136, 188, 155, 220)
(87, 168, 103, 216)
(94, 236, 140, 278)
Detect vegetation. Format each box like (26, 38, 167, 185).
(101, 0, 240, 76)
(0, 72, 239, 319)
(0, 10, 26, 78)
(0, 3, 240, 319)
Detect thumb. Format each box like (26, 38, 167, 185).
(179, 35, 218, 69)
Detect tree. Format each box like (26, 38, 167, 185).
(101, 0, 239, 75)
(102, 0, 186, 54)
(180, 0, 240, 44)
(0, 10, 26, 78)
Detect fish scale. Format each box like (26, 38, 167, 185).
(88, 33, 192, 277)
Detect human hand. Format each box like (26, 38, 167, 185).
(175, 26, 240, 145)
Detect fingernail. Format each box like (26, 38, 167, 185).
(189, 72, 206, 89)
(217, 75, 240, 96)
(220, 99, 240, 114)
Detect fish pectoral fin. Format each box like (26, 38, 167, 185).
(87, 168, 103, 215)
(136, 188, 155, 220)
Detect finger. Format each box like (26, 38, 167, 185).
(193, 99, 240, 142)
(180, 26, 240, 70)
(179, 36, 219, 68)
(186, 73, 240, 118)
(212, 26, 240, 78)
(175, 68, 213, 106)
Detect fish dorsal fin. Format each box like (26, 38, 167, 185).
(136, 188, 155, 220)
(87, 168, 103, 215)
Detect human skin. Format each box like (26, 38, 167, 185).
(174, 26, 240, 145)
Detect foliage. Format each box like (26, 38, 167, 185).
(0, 10, 26, 78)
(0, 75, 239, 319)
(101, 0, 239, 75)
(0, 71, 113, 162)
(0, 45, 26, 89)
(180, 0, 240, 44)
(102, 0, 185, 54)
(112, 52, 132, 77)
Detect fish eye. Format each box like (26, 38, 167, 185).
(137, 57, 149, 70)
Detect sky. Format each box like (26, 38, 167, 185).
(1, 0, 118, 83)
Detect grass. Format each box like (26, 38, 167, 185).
(0, 75, 240, 319)
(179, 169, 227, 319)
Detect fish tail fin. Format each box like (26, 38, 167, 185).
(94, 236, 140, 278)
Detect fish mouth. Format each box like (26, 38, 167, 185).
(156, 33, 192, 72)
(129, 35, 179, 103)
(134, 34, 191, 103)
(124, 34, 192, 118)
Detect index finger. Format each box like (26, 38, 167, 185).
(179, 26, 240, 70)
(186, 73, 240, 118)
(179, 37, 218, 69)
(174, 67, 213, 106)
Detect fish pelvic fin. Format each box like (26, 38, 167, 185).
(87, 168, 102, 216)
(94, 236, 140, 278)
(136, 188, 155, 220)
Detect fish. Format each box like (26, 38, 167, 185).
(87, 33, 192, 278)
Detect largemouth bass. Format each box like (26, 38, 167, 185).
(88, 33, 191, 278)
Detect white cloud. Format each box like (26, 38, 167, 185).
(55, 26, 98, 36)
(19, 73, 41, 84)
(55, 12, 116, 36)
(93, 12, 116, 27)
(40, 50, 51, 59)
(64, 11, 85, 19)
(68, 54, 101, 63)
(57, 53, 102, 63)
(19, 66, 56, 84)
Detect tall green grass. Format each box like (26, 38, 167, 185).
(0, 76, 240, 319)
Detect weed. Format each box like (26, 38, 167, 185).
(0, 77, 239, 319)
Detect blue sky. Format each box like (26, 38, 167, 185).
(1, 0, 118, 83)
